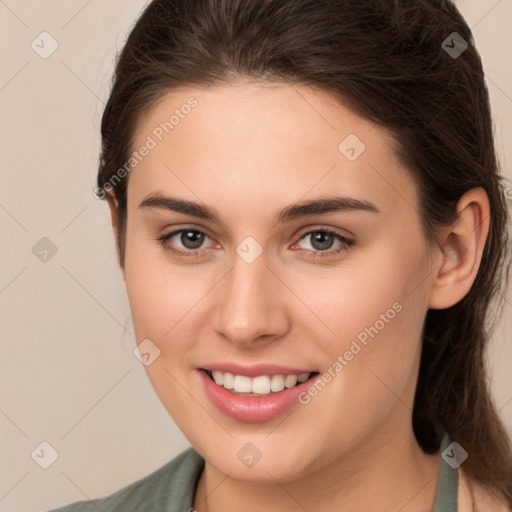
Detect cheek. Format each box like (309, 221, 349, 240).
(123, 237, 209, 431)
(123, 227, 223, 410)
(288, 232, 429, 343)
(124, 234, 208, 341)
(300, 233, 430, 391)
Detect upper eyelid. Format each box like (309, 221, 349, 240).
(161, 225, 216, 241)
(296, 226, 353, 240)
(160, 224, 352, 237)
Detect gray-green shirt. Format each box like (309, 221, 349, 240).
(45, 433, 468, 511)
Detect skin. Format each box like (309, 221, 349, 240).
(107, 80, 490, 512)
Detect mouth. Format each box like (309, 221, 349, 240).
(201, 368, 320, 397)
(198, 365, 322, 422)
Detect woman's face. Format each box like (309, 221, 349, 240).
(121, 80, 436, 481)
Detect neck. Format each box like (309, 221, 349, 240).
(193, 418, 441, 512)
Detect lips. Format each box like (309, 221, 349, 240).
(198, 364, 320, 422)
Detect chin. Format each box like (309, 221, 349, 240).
(193, 434, 324, 483)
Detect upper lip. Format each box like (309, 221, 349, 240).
(200, 363, 316, 378)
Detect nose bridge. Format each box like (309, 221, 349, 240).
(212, 248, 289, 345)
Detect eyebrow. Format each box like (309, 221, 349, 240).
(138, 193, 380, 224)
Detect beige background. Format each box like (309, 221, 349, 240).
(0, 1, 511, 510)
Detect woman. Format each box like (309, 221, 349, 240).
(50, 0, 512, 510)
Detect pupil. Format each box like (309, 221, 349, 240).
(311, 231, 334, 251)
(181, 231, 204, 249)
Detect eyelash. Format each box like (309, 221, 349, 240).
(156, 227, 354, 260)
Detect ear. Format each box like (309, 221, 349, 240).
(428, 187, 490, 309)
(106, 192, 126, 281)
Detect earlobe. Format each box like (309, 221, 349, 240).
(428, 187, 490, 310)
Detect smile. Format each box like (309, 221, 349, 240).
(198, 366, 320, 422)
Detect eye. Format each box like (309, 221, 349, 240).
(156, 226, 354, 260)
(293, 229, 354, 258)
(156, 228, 217, 256)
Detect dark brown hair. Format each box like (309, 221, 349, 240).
(97, 0, 512, 504)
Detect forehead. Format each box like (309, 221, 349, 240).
(127, 80, 418, 220)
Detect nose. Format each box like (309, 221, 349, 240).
(211, 249, 291, 348)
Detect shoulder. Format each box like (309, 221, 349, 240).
(458, 467, 511, 512)
(47, 446, 204, 512)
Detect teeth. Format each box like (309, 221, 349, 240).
(212, 371, 223, 385)
(270, 375, 285, 392)
(252, 375, 271, 394)
(284, 375, 297, 388)
(223, 372, 234, 389)
(208, 370, 311, 395)
(233, 375, 252, 393)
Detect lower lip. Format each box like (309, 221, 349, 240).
(199, 370, 319, 422)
